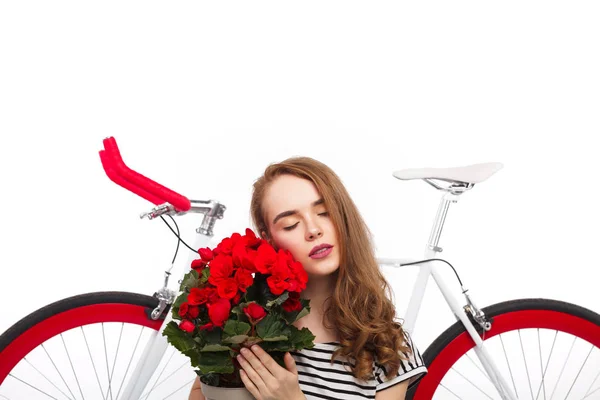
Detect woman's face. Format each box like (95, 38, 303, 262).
(261, 174, 340, 278)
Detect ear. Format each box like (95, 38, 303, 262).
(261, 230, 279, 250)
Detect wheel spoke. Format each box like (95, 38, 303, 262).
(114, 326, 145, 400)
(102, 324, 114, 400)
(81, 326, 106, 400)
(534, 330, 557, 400)
(108, 323, 124, 399)
(549, 335, 576, 400)
(42, 343, 77, 400)
(518, 330, 534, 400)
(162, 378, 196, 400)
(466, 352, 490, 381)
(9, 358, 71, 399)
(499, 334, 518, 399)
(450, 366, 494, 399)
(537, 329, 545, 400)
(142, 348, 176, 399)
(144, 360, 190, 395)
(8, 374, 61, 400)
(60, 333, 85, 400)
(563, 343, 594, 399)
(583, 351, 600, 399)
(583, 385, 600, 400)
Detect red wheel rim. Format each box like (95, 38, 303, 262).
(413, 309, 600, 399)
(0, 303, 163, 384)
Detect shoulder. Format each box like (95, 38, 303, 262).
(373, 330, 428, 392)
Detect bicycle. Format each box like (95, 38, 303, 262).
(1, 136, 599, 400)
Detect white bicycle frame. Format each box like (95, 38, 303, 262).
(120, 190, 519, 400)
(380, 190, 517, 400)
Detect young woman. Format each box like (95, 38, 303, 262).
(189, 157, 427, 400)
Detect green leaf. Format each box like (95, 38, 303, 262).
(180, 270, 200, 291)
(261, 335, 288, 342)
(172, 293, 188, 312)
(223, 320, 251, 336)
(244, 336, 263, 346)
(199, 327, 222, 345)
(200, 267, 210, 284)
(231, 305, 243, 315)
(196, 351, 235, 375)
(289, 325, 316, 350)
(266, 292, 289, 308)
(293, 306, 310, 322)
(256, 314, 286, 340)
(201, 344, 232, 352)
(162, 321, 197, 353)
(259, 341, 292, 352)
(222, 334, 249, 344)
(282, 299, 311, 324)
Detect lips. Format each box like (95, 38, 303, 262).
(309, 243, 333, 257)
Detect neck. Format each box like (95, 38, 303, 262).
(300, 271, 337, 317)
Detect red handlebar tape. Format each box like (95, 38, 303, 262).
(99, 137, 191, 212)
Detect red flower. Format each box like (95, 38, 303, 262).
(282, 296, 302, 312)
(207, 298, 231, 327)
(217, 278, 239, 300)
(199, 247, 214, 262)
(233, 291, 242, 305)
(190, 259, 207, 271)
(179, 320, 195, 333)
(188, 287, 216, 305)
(178, 302, 189, 317)
(208, 255, 234, 286)
(267, 274, 290, 295)
(244, 228, 262, 249)
(234, 268, 254, 292)
(214, 233, 242, 256)
(187, 305, 200, 319)
(243, 303, 267, 323)
(178, 303, 201, 319)
(254, 243, 278, 274)
(199, 322, 215, 331)
(287, 261, 308, 292)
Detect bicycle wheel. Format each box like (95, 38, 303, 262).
(0, 291, 197, 400)
(407, 298, 600, 400)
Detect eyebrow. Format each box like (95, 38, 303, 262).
(272, 198, 325, 225)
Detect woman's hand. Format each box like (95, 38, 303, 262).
(237, 345, 305, 400)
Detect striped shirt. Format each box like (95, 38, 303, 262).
(291, 333, 427, 400)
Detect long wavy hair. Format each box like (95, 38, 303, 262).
(250, 156, 411, 382)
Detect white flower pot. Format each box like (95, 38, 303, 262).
(201, 382, 255, 400)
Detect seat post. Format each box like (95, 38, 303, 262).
(427, 192, 460, 253)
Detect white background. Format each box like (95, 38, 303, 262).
(1, 1, 599, 354)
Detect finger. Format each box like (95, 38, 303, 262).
(248, 345, 283, 378)
(240, 346, 279, 383)
(284, 352, 298, 375)
(239, 369, 261, 400)
(237, 353, 268, 392)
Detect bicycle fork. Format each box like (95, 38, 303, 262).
(430, 264, 519, 400)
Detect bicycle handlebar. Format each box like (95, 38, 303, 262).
(99, 137, 191, 212)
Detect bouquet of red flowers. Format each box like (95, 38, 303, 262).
(163, 228, 315, 388)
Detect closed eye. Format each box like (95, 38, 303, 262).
(283, 222, 299, 231)
(318, 212, 329, 217)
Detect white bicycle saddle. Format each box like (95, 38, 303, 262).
(393, 162, 503, 185)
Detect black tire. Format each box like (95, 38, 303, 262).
(0, 291, 164, 354)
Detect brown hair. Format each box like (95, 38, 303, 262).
(250, 156, 411, 382)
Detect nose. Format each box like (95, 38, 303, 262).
(305, 222, 323, 241)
